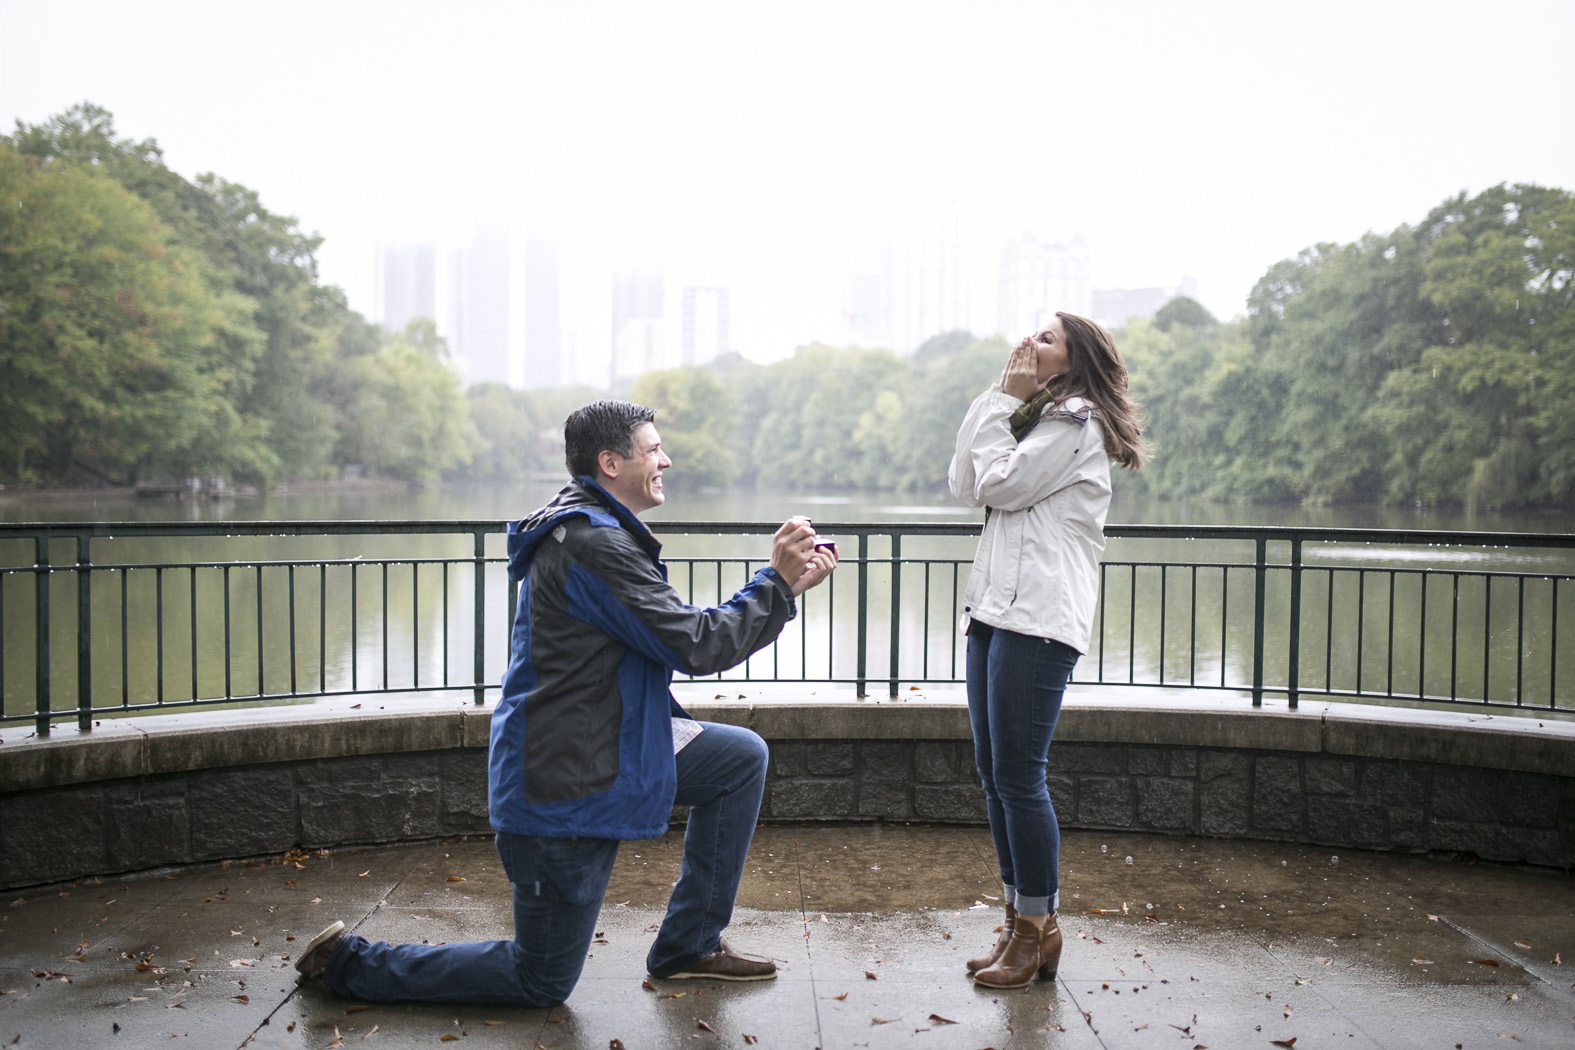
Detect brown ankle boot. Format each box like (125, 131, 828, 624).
(965, 901, 1016, 973)
(972, 912, 1062, 988)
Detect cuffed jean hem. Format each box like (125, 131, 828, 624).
(1013, 889, 1060, 915)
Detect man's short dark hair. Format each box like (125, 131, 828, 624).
(564, 400, 658, 478)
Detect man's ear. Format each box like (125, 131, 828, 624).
(596, 448, 621, 481)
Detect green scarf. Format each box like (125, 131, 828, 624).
(1008, 382, 1061, 442)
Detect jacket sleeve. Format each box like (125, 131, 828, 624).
(949, 386, 1097, 513)
(560, 522, 798, 676)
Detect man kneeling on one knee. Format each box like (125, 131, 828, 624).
(292, 399, 837, 1006)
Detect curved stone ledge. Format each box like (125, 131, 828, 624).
(2, 690, 1572, 888)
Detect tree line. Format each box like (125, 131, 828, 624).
(3, 106, 1571, 509)
(1, 104, 471, 489)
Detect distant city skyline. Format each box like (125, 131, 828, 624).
(370, 220, 1197, 389)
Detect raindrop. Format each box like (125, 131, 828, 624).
(1125, 856, 1133, 865)
(1329, 856, 1340, 866)
(1101, 845, 1108, 853)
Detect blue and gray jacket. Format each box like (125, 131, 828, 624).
(487, 477, 797, 840)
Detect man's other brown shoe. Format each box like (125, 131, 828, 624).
(664, 938, 778, 981)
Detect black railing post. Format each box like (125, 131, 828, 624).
(474, 528, 488, 706)
(34, 535, 51, 736)
(1287, 536, 1303, 711)
(856, 531, 869, 697)
(1252, 535, 1267, 707)
(888, 532, 901, 697)
(76, 533, 92, 731)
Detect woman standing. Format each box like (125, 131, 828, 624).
(947, 312, 1145, 989)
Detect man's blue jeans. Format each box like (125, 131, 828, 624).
(321, 722, 768, 1006)
(965, 621, 1079, 916)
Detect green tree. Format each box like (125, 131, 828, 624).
(1153, 296, 1218, 332)
(0, 144, 270, 484)
(335, 321, 474, 482)
(628, 367, 739, 489)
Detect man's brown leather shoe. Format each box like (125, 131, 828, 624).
(664, 937, 777, 981)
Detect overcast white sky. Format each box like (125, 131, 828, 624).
(3, 0, 1572, 363)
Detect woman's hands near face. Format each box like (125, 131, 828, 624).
(1001, 336, 1047, 402)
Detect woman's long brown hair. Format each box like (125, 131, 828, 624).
(1054, 311, 1147, 471)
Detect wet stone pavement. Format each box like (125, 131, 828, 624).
(1, 825, 1571, 1050)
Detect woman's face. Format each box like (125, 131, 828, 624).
(1032, 317, 1071, 384)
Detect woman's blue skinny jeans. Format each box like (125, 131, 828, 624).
(965, 620, 1079, 916)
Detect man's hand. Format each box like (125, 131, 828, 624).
(770, 518, 839, 597)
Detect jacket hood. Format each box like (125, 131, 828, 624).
(505, 477, 659, 581)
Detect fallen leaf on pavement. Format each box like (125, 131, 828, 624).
(928, 1014, 957, 1025)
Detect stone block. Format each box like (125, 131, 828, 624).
(768, 779, 854, 819)
(0, 787, 107, 887)
(1168, 750, 1198, 777)
(1136, 778, 1194, 831)
(1052, 743, 1125, 774)
(1358, 763, 1426, 809)
(861, 741, 911, 782)
(1252, 756, 1304, 832)
(766, 741, 806, 778)
(439, 751, 490, 829)
(1433, 770, 1560, 827)
(914, 742, 962, 783)
(1200, 772, 1249, 836)
(300, 759, 442, 844)
(190, 767, 297, 859)
(914, 783, 987, 823)
(1128, 748, 1168, 776)
(807, 742, 856, 776)
(105, 779, 190, 870)
(858, 780, 913, 820)
(1306, 797, 1388, 848)
(1077, 776, 1134, 827)
(1305, 758, 1356, 796)
(1431, 820, 1565, 865)
(1199, 750, 1250, 781)
(1047, 772, 1075, 817)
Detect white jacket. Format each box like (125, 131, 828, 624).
(948, 386, 1112, 653)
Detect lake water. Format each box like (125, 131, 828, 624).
(3, 479, 1571, 533)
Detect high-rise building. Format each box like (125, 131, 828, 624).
(520, 234, 562, 390)
(997, 233, 1092, 338)
(1091, 277, 1200, 330)
(374, 242, 437, 336)
(841, 205, 979, 354)
(374, 225, 563, 390)
(462, 226, 514, 388)
(611, 266, 665, 383)
(680, 286, 729, 366)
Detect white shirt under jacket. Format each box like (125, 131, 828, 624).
(948, 385, 1112, 654)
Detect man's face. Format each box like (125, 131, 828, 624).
(601, 422, 671, 515)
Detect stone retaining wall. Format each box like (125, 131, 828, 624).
(2, 694, 1572, 889)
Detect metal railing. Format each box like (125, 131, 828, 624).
(2, 521, 1571, 734)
